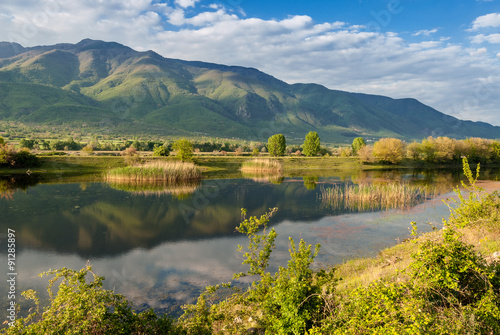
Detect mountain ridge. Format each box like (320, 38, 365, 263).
(0, 38, 498, 142)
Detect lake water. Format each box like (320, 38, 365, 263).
(0, 168, 497, 316)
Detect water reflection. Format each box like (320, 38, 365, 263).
(1, 168, 499, 316)
(106, 180, 200, 199)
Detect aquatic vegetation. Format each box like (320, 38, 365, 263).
(106, 161, 201, 183)
(320, 182, 436, 211)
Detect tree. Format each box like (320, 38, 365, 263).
(81, 144, 94, 155)
(303, 131, 321, 156)
(173, 139, 194, 162)
(352, 137, 366, 155)
(406, 141, 422, 161)
(20, 139, 37, 149)
(153, 144, 170, 157)
(268, 134, 286, 157)
(373, 138, 405, 164)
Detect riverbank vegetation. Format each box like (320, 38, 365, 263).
(4, 132, 500, 178)
(106, 161, 201, 183)
(4, 158, 500, 334)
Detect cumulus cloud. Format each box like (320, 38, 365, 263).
(471, 33, 500, 44)
(175, 0, 200, 9)
(0, 1, 499, 125)
(471, 12, 500, 30)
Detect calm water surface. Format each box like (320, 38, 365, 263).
(1, 169, 497, 316)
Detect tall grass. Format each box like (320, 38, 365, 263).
(240, 158, 282, 174)
(106, 161, 201, 183)
(320, 182, 435, 212)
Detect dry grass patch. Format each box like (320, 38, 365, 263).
(240, 158, 282, 174)
(106, 161, 201, 183)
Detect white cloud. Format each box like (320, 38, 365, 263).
(175, 0, 200, 9)
(468, 47, 488, 56)
(413, 28, 439, 36)
(471, 33, 500, 44)
(0, 1, 499, 125)
(471, 12, 500, 30)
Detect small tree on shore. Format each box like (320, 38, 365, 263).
(352, 137, 366, 155)
(303, 131, 321, 157)
(373, 138, 405, 164)
(173, 139, 194, 162)
(268, 134, 286, 157)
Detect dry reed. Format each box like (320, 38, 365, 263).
(240, 159, 283, 174)
(106, 161, 201, 183)
(320, 182, 436, 212)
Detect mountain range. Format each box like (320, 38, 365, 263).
(0, 38, 498, 143)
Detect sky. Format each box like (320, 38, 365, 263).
(1, 0, 499, 125)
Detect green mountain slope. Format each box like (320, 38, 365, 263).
(0, 38, 499, 142)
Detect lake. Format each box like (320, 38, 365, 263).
(0, 168, 496, 316)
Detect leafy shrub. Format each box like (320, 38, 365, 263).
(0, 144, 40, 168)
(180, 208, 333, 334)
(11, 149, 41, 168)
(5, 265, 184, 334)
(82, 144, 94, 155)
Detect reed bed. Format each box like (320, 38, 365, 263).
(106, 161, 201, 183)
(240, 158, 283, 174)
(320, 182, 436, 212)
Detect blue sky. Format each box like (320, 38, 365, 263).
(1, 0, 499, 125)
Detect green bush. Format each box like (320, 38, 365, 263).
(4, 265, 184, 334)
(0, 143, 40, 168)
(153, 144, 170, 157)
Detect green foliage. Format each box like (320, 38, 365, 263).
(153, 144, 170, 157)
(351, 137, 365, 155)
(48, 138, 82, 151)
(173, 139, 194, 162)
(19, 139, 37, 149)
(303, 131, 321, 157)
(5, 265, 183, 334)
(0, 143, 40, 168)
(267, 134, 286, 157)
(180, 208, 331, 334)
(0, 137, 4, 144)
(12, 149, 41, 168)
(234, 208, 278, 278)
(81, 144, 94, 155)
(252, 148, 260, 156)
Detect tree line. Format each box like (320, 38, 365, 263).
(353, 136, 500, 164)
